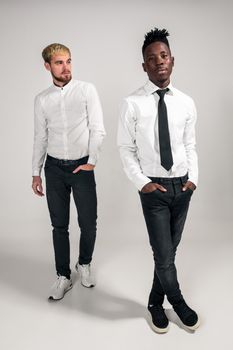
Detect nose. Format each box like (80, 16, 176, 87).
(62, 62, 70, 72)
(155, 56, 163, 65)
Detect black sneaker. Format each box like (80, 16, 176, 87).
(173, 300, 200, 330)
(148, 305, 169, 333)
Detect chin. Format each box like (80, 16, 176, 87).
(157, 73, 168, 79)
(157, 75, 169, 82)
(62, 76, 72, 83)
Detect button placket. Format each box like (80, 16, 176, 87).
(61, 90, 69, 159)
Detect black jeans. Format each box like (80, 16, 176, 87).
(139, 174, 193, 307)
(44, 155, 97, 279)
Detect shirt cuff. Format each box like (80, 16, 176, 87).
(32, 170, 41, 176)
(87, 156, 97, 166)
(134, 174, 152, 191)
(188, 174, 198, 187)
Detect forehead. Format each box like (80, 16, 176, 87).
(51, 51, 71, 62)
(144, 41, 170, 57)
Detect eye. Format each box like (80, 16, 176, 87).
(147, 56, 154, 62)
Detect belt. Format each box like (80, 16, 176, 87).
(148, 174, 188, 185)
(46, 154, 89, 166)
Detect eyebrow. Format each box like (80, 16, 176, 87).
(147, 50, 168, 56)
(54, 59, 72, 64)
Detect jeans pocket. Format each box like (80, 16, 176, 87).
(187, 188, 194, 195)
(140, 188, 159, 195)
(44, 160, 51, 170)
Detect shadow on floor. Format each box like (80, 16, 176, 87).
(0, 249, 145, 321)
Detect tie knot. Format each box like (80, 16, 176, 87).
(156, 88, 169, 99)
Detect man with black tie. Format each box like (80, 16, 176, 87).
(118, 28, 200, 333)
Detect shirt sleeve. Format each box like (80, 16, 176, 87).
(86, 84, 106, 165)
(117, 99, 152, 191)
(32, 95, 48, 176)
(184, 98, 198, 186)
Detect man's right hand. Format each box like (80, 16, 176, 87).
(141, 182, 167, 194)
(32, 176, 44, 197)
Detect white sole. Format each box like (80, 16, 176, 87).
(48, 283, 73, 301)
(148, 311, 169, 334)
(183, 318, 201, 331)
(81, 282, 95, 288)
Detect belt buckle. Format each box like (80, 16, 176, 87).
(61, 159, 70, 166)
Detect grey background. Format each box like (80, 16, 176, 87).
(0, 0, 233, 349)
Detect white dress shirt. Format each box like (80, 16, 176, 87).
(32, 79, 106, 176)
(117, 80, 198, 190)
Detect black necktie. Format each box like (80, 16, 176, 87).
(156, 89, 173, 171)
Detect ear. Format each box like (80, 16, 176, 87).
(44, 62, 51, 72)
(171, 56, 175, 67)
(142, 62, 147, 72)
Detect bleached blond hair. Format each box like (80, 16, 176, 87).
(42, 43, 71, 63)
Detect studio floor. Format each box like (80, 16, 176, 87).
(0, 217, 232, 350)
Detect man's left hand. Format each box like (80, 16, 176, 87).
(72, 164, 95, 174)
(182, 180, 196, 192)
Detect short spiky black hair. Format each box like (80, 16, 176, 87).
(142, 28, 170, 56)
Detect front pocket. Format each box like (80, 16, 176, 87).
(186, 188, 194, 195)
(78, 169, 94, 173)
(141, 188, 159, 195)
(44, 160, 52, 170)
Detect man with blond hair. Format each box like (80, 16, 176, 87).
(32, 43, 105, 300)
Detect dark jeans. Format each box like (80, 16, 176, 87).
(44, 155, 97, 279)
(139, 174, 193, 307)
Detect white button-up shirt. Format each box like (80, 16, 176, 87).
(32, 79, 106, 176)
(117, 80, 198, 190)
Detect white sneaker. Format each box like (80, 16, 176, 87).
(48, 276, 72, 300)
(75, 263, 96, 288)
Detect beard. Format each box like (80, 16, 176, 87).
(51, 71, 72, 84)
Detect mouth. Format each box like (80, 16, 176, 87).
(156, 68, 167, 74)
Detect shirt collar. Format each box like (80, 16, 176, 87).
(144, 80, 175, 96)
(52, 78, 73, 91)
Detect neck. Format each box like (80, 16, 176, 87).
(150, 78, 170, 89)
(53, 78, 71, 88)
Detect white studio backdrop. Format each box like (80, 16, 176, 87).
(1, 0, 233, 230)
(0, 0, 232, 289)
(0, 1, 233, 349)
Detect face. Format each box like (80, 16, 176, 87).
(45, 51, 72, 86)
(142, 41, 174, 88)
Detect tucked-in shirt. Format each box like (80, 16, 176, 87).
(117, 80, 198, 190)
(32, 79, 106, 176)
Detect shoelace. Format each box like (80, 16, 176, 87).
(80, 265, 90, 277)
(52, 276, 67, 290)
